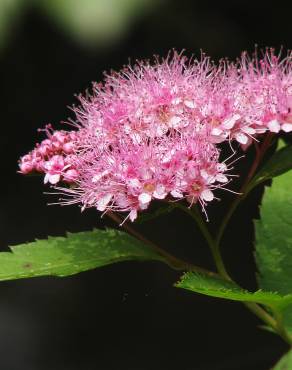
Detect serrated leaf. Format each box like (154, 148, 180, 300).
(255, 171, 292, 294)
(0, 228, 165, 281)
(248, 144, 292, 191)
(175, 272, 292, 309)
(272, 349, 292, 370)
(255, 169, 292, 334)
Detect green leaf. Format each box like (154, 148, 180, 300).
(0, 228, 165, 281)
(175, 272, 292, 309)
(248, 144, 292, 191)
(255, 169, 292, 334)
(255, 170, 292, 294)
(272, 349, 292, 370)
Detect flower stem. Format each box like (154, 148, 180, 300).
(175, 203, 231, 280)
(244, 302, 292, 345)
(215, 133, 274, 246)
(174, 202, 292, 344)
(272, 310, 292, 346)
(106, 211, 217, 276)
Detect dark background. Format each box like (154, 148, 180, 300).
(1, 1, 291, 369)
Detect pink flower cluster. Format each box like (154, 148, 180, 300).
(19, 125, 79, 184)
(19, 50, 292, 221)
(64, 135, 230, 221)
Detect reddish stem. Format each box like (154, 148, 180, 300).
(106, 211, 214, 274)
(215, 132, 274, 246)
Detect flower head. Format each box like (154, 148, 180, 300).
(19, 49, 292, 221)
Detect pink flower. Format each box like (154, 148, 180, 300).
(19, 125, 79, 184)
(43, 155, 65, 184)
(19, 49, 292, 221)
(56, 134, 231, 221)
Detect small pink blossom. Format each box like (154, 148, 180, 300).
(43, 155, 65, 184)
(19, 125, 79, 184)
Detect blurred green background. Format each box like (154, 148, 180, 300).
(0, 0, 161, 50)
